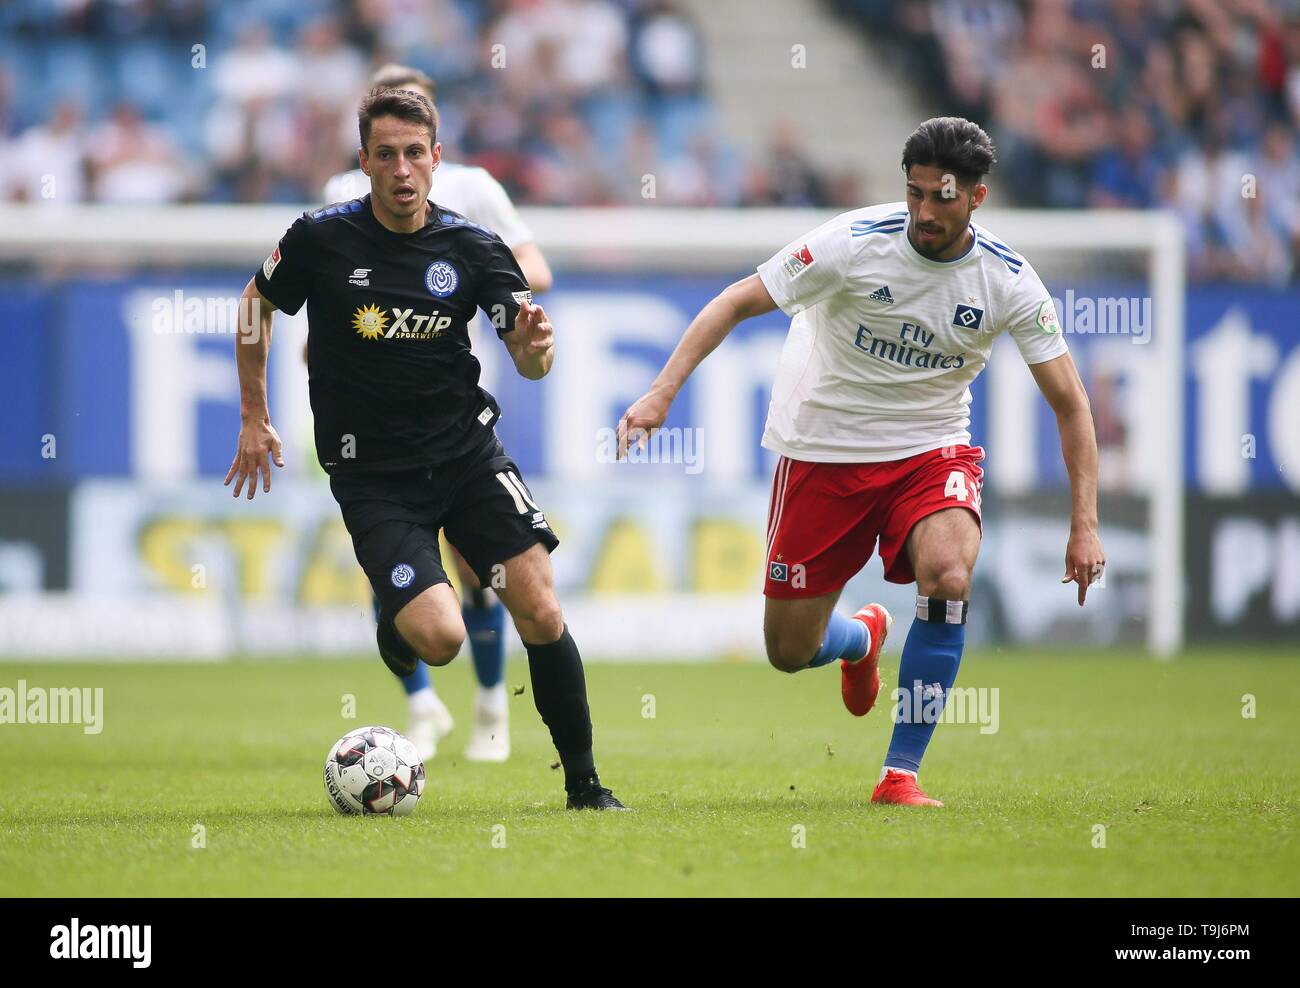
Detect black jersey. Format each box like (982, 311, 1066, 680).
(253, 195, 531, 475)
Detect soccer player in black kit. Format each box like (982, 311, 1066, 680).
(224, 87, 626, 811)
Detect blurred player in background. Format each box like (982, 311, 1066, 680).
(320, 65, 553, 763)
(619, 117, 1105, 808)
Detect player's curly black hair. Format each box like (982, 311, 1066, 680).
(901, 117, 998, 187)
(357, 86, 437, 151)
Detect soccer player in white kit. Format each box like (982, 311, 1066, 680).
(323, 65, 553, 765)
(619, 117, 1106, 807)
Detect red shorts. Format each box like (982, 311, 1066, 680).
(764, 445, 984, 598)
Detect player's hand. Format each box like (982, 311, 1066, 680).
(616, 387, 673, 460)
(1061, 525, 1105, 606)
(514, 299, 553, 360)
(224, 419, 284, 500)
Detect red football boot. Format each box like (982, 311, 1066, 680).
(840, 603, 893, 716)
(871, 769, 944, 807)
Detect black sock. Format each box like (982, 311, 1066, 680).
(524, 625, 596, 789)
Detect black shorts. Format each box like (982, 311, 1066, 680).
(329, 435, 559, 619)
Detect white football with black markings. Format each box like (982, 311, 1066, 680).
(324, 726, 426, 816)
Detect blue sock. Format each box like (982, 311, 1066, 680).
(463, 596, 506, 688)
(400, 662, 431, 694)
(374, 596, 432, 695)
(883, 598, 967, 774)
(807, 611, 869, 668)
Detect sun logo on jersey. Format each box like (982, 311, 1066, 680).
(352, 303, 388, 340)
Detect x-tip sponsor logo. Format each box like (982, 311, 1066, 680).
(352, 304, 451, 340)
(50, 919, 151, 968)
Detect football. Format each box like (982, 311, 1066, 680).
(324, 725, 426, 816)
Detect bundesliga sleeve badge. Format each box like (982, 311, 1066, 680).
(262, 246, 281, 280)
(780, 244, 814, 278)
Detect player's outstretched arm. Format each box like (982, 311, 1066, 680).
(505, 299, 554, 380)
(1029, 352, 1106, 605)
(616, 273, 777, 458)
(224, 277, 285, 499)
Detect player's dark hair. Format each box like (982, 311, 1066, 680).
(370, 63, 437, 100)
(901, 117, 997, 187)
(358, 86, 437, 152)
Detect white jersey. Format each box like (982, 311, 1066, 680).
(756, 202, 1067, 463)
(322, 161, 535, 249)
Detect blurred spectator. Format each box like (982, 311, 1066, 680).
(3, 0, 1291, 282)
(630, 0, 705, 100)
(1252, 120, 1300, 280)
(555, 0, 631, 100)
(5, 101, 88, 203)
(0, 0, 839, 212)
(927, 0, 1022, 122)
(1286, 16, 1300, 128)
(212, 23, 296, 105)
(742, 123, 831, 207)
(204, 94, 297, 203)
(1090, 106, 1162, 209)
(295, 18, 367, 112)
(838, 0, 1300, 282)
(660, 132, 740, 206)
(0, 65, 13, 139)
(86, 102, 187, 202)
(1171, 115, 1269, 281)
(524, 108, 622, 205)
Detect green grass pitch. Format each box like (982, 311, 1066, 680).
(2, 648, 1297, 897)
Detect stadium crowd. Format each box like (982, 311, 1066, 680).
(3, 0, 1298, 281)
(835, 0, 1300, 282)
(0, 0, 842, 208)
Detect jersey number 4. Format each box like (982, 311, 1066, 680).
(944, 470, 982, 511)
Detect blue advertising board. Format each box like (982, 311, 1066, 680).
(2, 273, 1297, 492)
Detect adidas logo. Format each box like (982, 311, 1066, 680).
(868, 285, 894, 304)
